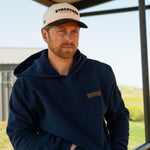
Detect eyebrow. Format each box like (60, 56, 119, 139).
(55, 26, 80, 31)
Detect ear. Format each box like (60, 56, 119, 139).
(41, 28, 49, 43)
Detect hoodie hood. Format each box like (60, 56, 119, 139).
(14, 49, 87, 78)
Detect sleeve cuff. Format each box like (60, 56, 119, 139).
(61, 139, 72, 150)
(75, 146, 83, 150)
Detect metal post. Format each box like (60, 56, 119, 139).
(138, 0, 150, 142)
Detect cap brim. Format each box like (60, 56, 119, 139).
(47, 19, 88, 28)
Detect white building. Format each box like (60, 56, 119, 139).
(0, 47, 44, 71)
(0, 47, 44, 121)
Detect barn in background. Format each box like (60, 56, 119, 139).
(0, 47, 43, 121)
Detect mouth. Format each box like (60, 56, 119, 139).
(62, 45, 74, 50)
(62, 46, 73, 49)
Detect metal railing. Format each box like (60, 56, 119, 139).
(134, 143, 150, 150)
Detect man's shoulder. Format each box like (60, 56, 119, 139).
(85, 58, 112, 71)
(85, 58, 115, 80)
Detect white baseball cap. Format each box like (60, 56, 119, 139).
(42, 2, 88, 28)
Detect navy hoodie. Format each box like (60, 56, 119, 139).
(7, 49, 129, 150)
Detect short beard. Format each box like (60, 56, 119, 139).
(47, 32, 77, 59)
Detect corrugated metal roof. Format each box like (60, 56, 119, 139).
(0, 47, 45, 64)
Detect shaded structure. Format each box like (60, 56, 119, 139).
(33, 0, 150, 149)
(0, 47, 43, 122)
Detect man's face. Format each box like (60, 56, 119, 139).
(46, 22, 80, 59)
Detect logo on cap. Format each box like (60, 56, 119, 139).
(55, 8, 78, 16)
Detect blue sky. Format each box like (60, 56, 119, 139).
(0, 0, 150, 88)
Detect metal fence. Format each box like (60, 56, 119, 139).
(0, 71, 16, 122)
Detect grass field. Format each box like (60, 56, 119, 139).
(120, 86, 145, 149)
(0, 122, 13, 150)
(119, 86, 143, 106)
(0, 86, 146, 150)
(128, 121, 145, 150)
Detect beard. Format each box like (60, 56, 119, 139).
(50, 43, 77, 59)
(48, 35, 78, 59)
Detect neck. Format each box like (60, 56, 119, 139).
(48, 50, 74, 75)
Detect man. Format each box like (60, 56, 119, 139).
(7, 2, 129, 150)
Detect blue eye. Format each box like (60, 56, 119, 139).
(72, 30, 79, 33)
(59, 30, 64, 32)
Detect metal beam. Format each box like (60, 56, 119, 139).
(33, 0, 114, 10)
(138, 0, 150, 143)
(80, 5, 150, 17)
(33, 0, 54, 7)
(73, 0, 113, 10)
(134, 143, 150, 150)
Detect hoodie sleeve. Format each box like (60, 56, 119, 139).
(6, 79, 72, 150)
(105, 83, 129, 150)
(104, 66, 129, 150)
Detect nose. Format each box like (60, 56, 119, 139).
(65, 32, 74, 42)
